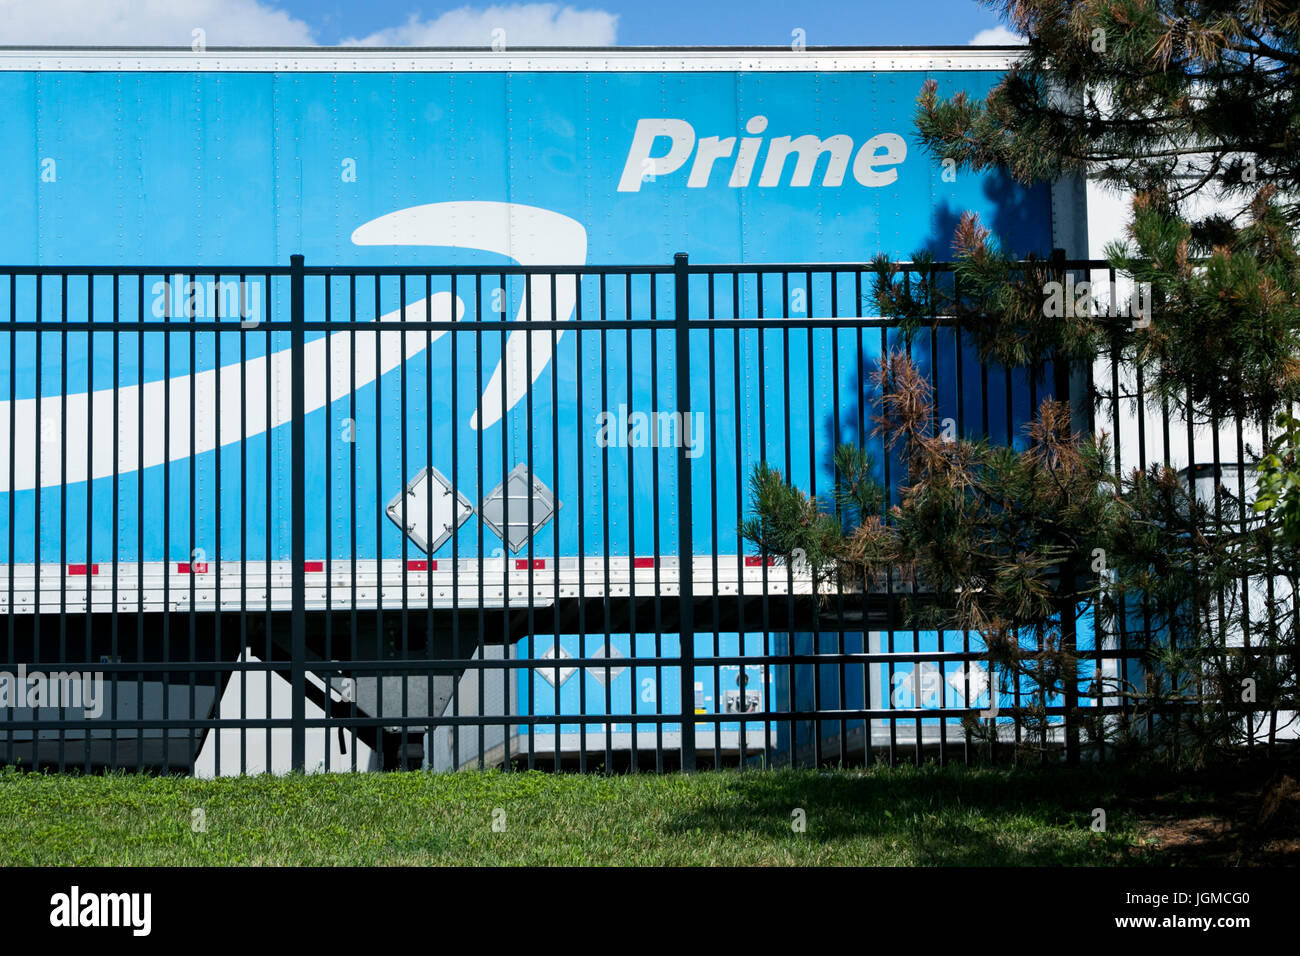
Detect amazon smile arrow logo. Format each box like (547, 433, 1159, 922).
(0, 201, 587, 493)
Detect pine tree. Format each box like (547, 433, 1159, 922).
(745, 0, 1300, 766)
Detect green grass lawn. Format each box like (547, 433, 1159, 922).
(0, 762, 1292, 866)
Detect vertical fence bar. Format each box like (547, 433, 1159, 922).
(1051, 252, 1081, 766)
(674, 253, 696, 772)
(59, 273, 68, 771)
(239, 275, 249, 775)
(137, 277, 145, 772)
(6, 276, 14, 771)
(163, 276, 172, 772)
(289, 254, 307, 772)
(34, 276, 41, 771)
(646, 276, 659, 768)
(84, 277, 94, 773)
(349, 277, 359, 771)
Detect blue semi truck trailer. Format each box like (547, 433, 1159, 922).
(0, 46, 1083, 772)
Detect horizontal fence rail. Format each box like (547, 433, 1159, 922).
(1, 254, 1283, 775)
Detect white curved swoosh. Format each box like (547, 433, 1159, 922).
(0, 201, 586, 493)
(0, 293, 464, 493)
(350, 200, 588, 430)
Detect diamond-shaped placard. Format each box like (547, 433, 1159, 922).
(481, 464, 559, 553)
(385, 466, 474, 554)
(585, 645, 626, 686)
(537, 645, 576, 687)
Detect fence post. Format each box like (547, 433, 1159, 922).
(1050, 248, 1081, 766)
(674, 252, 697, 772)
(289, 253, 307, 772)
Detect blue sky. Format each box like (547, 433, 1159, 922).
(297, 0, 1016, 47)
(0, 1, 1025, 47)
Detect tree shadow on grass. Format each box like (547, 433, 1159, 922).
(662, 766, 1145, 865)
(667, 759, 1300, 865)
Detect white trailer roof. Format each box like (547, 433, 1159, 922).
(0, 46, 1023, 73)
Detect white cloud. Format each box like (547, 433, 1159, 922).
(343, 4, 618, 47)
(969, 25, 1028, 46)
(0, 0, 315, 46)
(0, 1, 618, 48)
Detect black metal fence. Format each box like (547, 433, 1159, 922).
(0, 254, 1266, 774)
